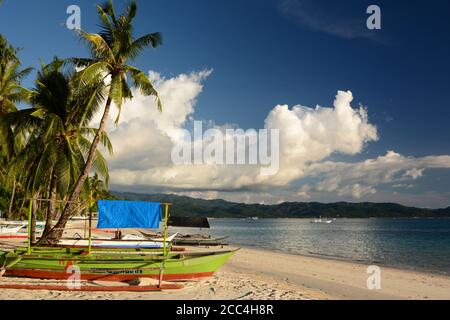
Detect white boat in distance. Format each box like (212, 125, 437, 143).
(310, 217, 336, 224)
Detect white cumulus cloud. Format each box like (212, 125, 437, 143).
(95, 69, 450, 206)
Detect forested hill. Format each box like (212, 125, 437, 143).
(112, 192, 450, 218)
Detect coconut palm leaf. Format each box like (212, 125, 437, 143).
(42, 0, 163, 243)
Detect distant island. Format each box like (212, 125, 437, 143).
(112, 191, 450, 219)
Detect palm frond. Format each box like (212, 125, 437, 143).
(125, 65, 162, 111)
(126, 1, 137, 23)
(127, 32, 162, 61)
(80, 31, 116, 62)
(109, 74, 123, 124)
(66, 57, 97, 69)
(78, 61, 111, 87)
(73, 79, 107, 126)
(92, 149, 110, 187)
(54, 148, 71, 196)
(79, 128, 114, 156)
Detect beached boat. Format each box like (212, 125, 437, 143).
(139, 231, 228, 246)
(0, 225, 23, 234)
(0, 249, 237, 281)
(173, 237, 229, 246)
(0, 222, 45, 239)
(0, 225, 25, 238)
(0, 221, 46, 227)
(57, 233, 177, 249)
(0, 200, 236, 287)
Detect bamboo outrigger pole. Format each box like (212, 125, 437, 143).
(88, 190, 94, 256)
(3, 199, 36, 277)
(27, 200, 33, 255)
(23, 198, 88, 255)
(159, 203, 172, 288)
(162, 203, 171, 257)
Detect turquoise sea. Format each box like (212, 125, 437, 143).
(175, 218, 450, 275)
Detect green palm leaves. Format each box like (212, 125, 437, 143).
(39, 0, 163, 243)
(0, 0, 163, 242)
(73, 0, 163, 125)
(0, 35, 31, 219)
(3, 59, 112, 223)
(0, 35, 32, 116)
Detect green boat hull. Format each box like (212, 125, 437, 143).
(0, 249, 237, 281)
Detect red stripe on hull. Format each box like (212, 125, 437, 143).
(5, 269, 215, 282)
(92, 229, 116, 233)
(0, 284, 183, 292)
(0, 236, 27, 239)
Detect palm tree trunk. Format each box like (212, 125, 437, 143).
(7, 180, 16, 220)
(37, 97, 112, 244)
(19, 198, 25, 216)
(43, 174, 57, 235)
(31, 195, 37, 244)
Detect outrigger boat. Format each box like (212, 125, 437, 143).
(0, 200, 237, 289)
(0, 248, 236, 281)
(139, 231, 229, 247)
(57, 233, 178, 249)
(0, 225, 24, 237)
(0, 222, 45, 239)
(172, 236, 228, 247)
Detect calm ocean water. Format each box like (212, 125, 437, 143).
(173, 218, 450, 275)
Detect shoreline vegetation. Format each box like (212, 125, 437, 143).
(113, 192, 450, 219)
(0, 1, 163, 244)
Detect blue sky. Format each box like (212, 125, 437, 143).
(1, 0, 450, 207)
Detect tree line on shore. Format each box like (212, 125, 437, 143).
(0, 0, 162, 243)
(114, 192, 450, 218)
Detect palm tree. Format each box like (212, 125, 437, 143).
(8, 58, 112, 236)
(0, 34, 32, 220)
(88, 173, 107, 201)
(41, 0, 163, 243)
(0, 35, 32, 116)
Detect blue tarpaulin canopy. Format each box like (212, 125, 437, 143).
(97, 200, 162, 229)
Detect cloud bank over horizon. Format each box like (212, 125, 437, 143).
(95, 70, 450, 208)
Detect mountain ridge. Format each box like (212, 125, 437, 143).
(111, 191, 450, 218)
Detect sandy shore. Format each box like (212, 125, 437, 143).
(1, 246, 449, 300)
(223, 248, 450, 300)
